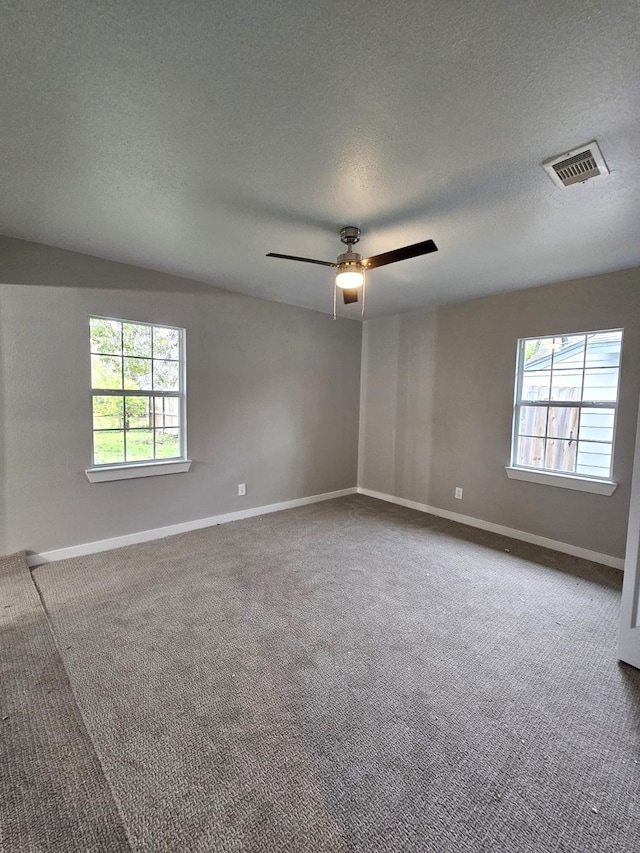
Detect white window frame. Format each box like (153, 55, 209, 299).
(505, 328, 622, 496)
(85, 316, 191, 483)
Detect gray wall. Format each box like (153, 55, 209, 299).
(359, 267, 640, 560)
(0, 237, 362, 555)
(358, 311, 437, 502)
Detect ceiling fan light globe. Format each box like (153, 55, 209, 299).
(335, 269, 364, 289)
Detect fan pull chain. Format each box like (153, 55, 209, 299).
(361, 273, 366, 318)
(332, 280, 337, 320)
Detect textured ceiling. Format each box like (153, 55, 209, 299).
(1, 0, 639, 317)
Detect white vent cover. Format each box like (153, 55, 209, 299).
(543, 141, 609, 188)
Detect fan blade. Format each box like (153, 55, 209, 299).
(362, 239, 438, 270)
(266, 253, 336, 268)
(342, 288, 359, 305)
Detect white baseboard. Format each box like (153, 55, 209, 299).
(26, 485, 624, 572)
(357, 487, 624, 571)
(27, 487, 357, 567)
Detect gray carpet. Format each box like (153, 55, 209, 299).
(4, 495, 640, 851)
(0, 551, 131, 852)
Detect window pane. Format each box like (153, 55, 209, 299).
(549, 373, 582, 401)
(155, 428, 180, 459)
(123, 322, 152, 358)
(123, 357, 152, 391)
(576, 441, 612, 478)
(551, 335, 585, 368)
(582, 368, 619, 402)
(125, 396, 151, 429)
(523, 337, 554, 367)
(585, 330, 622, 368)
(547, 406, 580, 440)
(164, 396, 180, 427)
(574, 464, 610, 479)
(91, 355, 122, 389)
(153, 359, 180, 391)
(125, 429, 154, 461)
(578, 408, 615, 443)
(153, 327, 180, 360)
(521, 370, 550, 401)
(518, 406, 547, 437)
(90, 318, 122, 355)
(516, 436, 545, 468)
(545, 438, 576, 473)
(93, 430, 124, 464)
(151, 396, 180, 428)
(93, 396, 124, 430)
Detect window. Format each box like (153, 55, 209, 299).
(87, 317, 190, 482)
(508, 329, 622, 493)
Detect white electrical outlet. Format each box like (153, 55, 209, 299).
(238, 483, 246, 496)
(454, 487, 463, 500)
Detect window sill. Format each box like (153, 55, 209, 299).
(86, 459, 192, 483)
(505, 466, 617, 496)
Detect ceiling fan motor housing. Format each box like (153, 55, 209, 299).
(336, 250, 364, 278)
(337, 250, 362, 266)
(338, 224, 363, 272)
(340, 225, 360, 246)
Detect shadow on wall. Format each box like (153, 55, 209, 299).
(0, 236, 219, 295)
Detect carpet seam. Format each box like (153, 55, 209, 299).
(29, 566, 136, 853)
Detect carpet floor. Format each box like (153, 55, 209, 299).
(0, 552, 130, 851)
(3, 494, 640, 851)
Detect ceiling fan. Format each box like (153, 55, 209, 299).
(267, 226, 438, 312)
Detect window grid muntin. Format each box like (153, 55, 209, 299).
(511, 329, 622, 481)
(90, 317, 186, 467)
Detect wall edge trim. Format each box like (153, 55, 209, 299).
(26, 487, 357, 566)
(357, 487, 624, 570)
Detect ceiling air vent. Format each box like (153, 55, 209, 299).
(543, 141, 609, 188)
